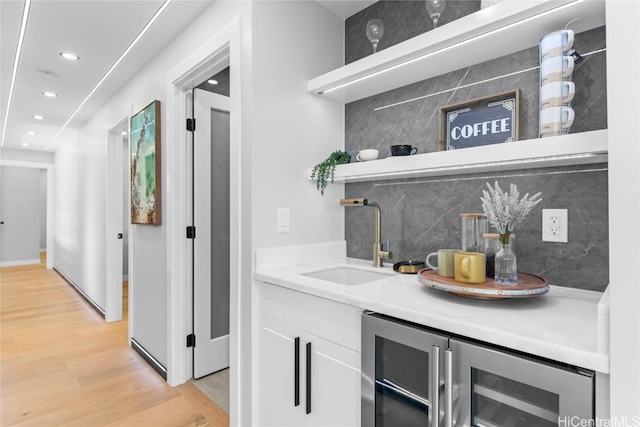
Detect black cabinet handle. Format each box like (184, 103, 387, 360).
(294, 337, 300, 407)
(306, 342, 312, 414)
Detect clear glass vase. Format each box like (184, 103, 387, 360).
(494, 237, 518, 285)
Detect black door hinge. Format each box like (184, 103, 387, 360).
(187, 334, 196, 348)
(186, 226, 196, 239)
(186, 118, 196, 132)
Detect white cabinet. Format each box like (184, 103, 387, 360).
(260, 317, 306, 427)
(307, 332, 361, 427)
(258, 283, 361, 427)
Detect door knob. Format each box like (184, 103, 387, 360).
(117, 233, 123, 239)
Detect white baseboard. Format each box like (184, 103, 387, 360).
(40, 248, 47, 253)
(122, 275, 129, 281)
(0, 259, 41, 267)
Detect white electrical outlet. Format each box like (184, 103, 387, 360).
(277, 208, 290, 233)
(542, 209, 568, 243)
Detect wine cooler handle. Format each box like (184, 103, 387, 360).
(306, 342, 312, 414)
(294, 337, 300, 407)
(432, 345, 440, 427)
(445, 349, 453, 427)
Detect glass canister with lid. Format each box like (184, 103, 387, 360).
(460, 213, 488, 253)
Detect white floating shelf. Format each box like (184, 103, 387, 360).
(325, 130, 607, 183)
(309, 0, 605, 103)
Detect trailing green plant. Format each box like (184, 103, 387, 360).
(311, 150, 351, 195)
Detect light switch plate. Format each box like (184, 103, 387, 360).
(277, 208, 290, 233)
(542, 209, 568, 243)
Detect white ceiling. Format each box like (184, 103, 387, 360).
(0, 0, 373, 153)
(0, 0, 212, 152)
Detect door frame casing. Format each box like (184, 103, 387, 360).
(0, 159, 54, 270)
(105, 118, 129, 322)
(165, 16, 248, 424)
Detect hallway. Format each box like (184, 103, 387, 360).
(0, 257, 228, 426)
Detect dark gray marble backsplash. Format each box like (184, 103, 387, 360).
(345, 26, 607, 156)
(345, 165, 609, 291)
(343, 6, 609, 291)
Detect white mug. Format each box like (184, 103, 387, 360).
(540, 29, 575, 61)
(540, 81, 575, 109)
(356, 149, 379, 162)
(539, 106, 575, 136)
(540, 55, 574, 85)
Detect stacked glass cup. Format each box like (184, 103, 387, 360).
(539, 29, 576, 137)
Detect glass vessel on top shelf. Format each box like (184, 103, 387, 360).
(366, 19, 384, 54)
(425, 0, 446, 29)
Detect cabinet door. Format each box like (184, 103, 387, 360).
(307, 333, 361, 427)
(449, 338, 594, 427)
(259, 316, 306, 427)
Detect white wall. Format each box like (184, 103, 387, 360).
(251, 1, 344, 251)
(0, 166, 41, 265)
(247, 2, 344, 423)
(54, 138, 107, 308)
(606, 0, 640, 418)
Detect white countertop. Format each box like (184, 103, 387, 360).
(254, 253, 610, 374)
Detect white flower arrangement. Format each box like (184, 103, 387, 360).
(481, 181, 542, 244)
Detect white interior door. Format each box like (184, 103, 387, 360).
(105, 119, 127, 322)
(193, 88, 231, 378)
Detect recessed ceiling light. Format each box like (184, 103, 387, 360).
(33, 114, 45, 120)
(26, 131, 36, 136)
(42, 91, 57, 97)
(60, 52, 79, 61)
(21, 142, 30, 147)
(121, 131, 128, 136)
(207, 79, 218, 85)
(44, 0, 174, 151)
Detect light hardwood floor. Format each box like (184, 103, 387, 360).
(0, 255, 229, 427)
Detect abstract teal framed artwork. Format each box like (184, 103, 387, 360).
(130, 100, 161, 225)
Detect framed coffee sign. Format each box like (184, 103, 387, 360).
(439, 90, 520, 150)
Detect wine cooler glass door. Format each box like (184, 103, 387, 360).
(449, 338, 594, 427)
(362, 313, 449, 427)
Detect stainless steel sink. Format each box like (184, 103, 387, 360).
(303, 266, 392, 286)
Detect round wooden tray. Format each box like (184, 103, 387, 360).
(417, 269, 549, 300)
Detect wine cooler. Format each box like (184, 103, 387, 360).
(362, 312, 594, 427)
